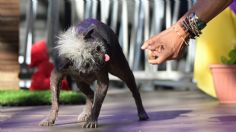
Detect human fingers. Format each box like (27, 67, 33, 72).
(147, 50, 157, 60)
(141, 33, 162, 50)
(142, 41, 164, 52)
(141, 39, 153, 50)
(148, 51, 169, 64)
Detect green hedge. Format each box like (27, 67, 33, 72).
(0, 90, 86, 106)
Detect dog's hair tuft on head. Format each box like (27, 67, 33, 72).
(55, 27, 106, 74)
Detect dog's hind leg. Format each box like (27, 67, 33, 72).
(109, 62, 149, 121)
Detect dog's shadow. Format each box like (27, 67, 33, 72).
(55, 110, 192, 127)
(100, 110, 191, 126)
(210, 115, 236, 123)
(147, 110, 191, 121)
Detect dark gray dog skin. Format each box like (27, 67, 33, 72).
(39, 18, 149, 128)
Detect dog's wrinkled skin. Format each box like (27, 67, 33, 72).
(39, 19, 149, 128)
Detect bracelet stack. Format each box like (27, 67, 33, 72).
(181, 12, 207, 39)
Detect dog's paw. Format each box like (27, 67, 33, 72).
(39, 119, 55, 126)
(138, 112, 149, 121)
(82, 120, 98, 128)
(77, 111, 91, 122)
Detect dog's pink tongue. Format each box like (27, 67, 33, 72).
(104, 54, 110, 62)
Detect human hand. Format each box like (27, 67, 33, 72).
(141, 22, 190, 64)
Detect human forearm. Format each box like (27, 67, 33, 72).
(185, 0, 233, 23)
(175, 0, 233, 39)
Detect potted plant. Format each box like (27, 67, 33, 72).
(209, 45, 236, 104)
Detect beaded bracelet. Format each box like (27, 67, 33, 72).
(181, 13, 206, 39)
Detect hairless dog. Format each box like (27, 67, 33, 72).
(39, 18, 149, 128)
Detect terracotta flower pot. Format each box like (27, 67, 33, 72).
(209, 64, 236, 104)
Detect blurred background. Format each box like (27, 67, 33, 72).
(1, 1, 236, 131)
(10, 0, 195, 91)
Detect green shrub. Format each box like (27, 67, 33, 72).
(0, 90, 86, 106)
(221, 48, 236, 64)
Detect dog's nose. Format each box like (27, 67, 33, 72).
(79, 71, 84, 75)
(85, 62, 90, 68)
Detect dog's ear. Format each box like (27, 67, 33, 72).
(82, 23, 111, 45)
(83, 28, 94, 40)
(83, 25, 96, 40)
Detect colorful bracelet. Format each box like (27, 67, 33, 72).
(181, 12, 206, 39)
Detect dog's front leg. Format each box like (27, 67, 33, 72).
(82, 73, 109, 128)
(39, 69, 63, 126)
(76, 81, 94, 122)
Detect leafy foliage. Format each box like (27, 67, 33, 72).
(221, 48, 236, 65)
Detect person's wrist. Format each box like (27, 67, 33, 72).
(175, 21, 190, 39)
(173, 21, 190, 46)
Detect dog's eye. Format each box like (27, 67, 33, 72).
(85, 63, 90, 68)
(96, 46, 101, 52)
